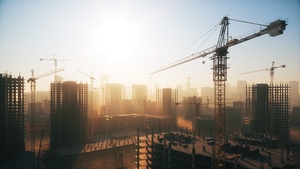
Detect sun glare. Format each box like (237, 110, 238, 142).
(96, 19, 138, 64)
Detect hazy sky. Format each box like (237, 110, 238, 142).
(1, 0, 299, 93)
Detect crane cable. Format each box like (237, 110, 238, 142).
(165, 23, 220, 65)
(193, 24, 220, 55)
(229, 18, 268, 27)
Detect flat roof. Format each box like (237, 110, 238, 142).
(138, 131, 296, 169)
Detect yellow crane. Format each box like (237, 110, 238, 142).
(27, 67, 64, 155)
(151, 16, 287, 168)
(240, 61, 285, 84)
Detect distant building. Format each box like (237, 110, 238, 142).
(50, 81, 88, 150)
(289, 81, 299, 107)
(0, 73, 25, 156)
(132, 84, 147, 101)
(42, 99, 50, 114)
(237, 80, 247, 101)
(104, 83, 124, 114)
(176, 85, 184, 102)
(291, 106, 300, 126)
(225, 106, 242, 133)
(131, 84, 147, 114)
(156, 88, 178, 126)
(27, 102, 42, 117)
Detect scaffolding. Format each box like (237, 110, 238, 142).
(50, 81, 88, 150)
(245, 83, 290, 148)
(0, 73, 25, 156)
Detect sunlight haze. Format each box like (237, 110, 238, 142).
(0, 0, 299, 93)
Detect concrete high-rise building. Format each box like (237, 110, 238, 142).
(50, 81, 88, 150)
(0, 73, 25, 156)
(289, 81, 299, 107)
(163, 88, 172, 116)
(245, 83, 290, 147)
(156, 88, 178, 122)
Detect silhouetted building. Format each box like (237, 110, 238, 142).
(42, 99, 50, 114)
(156, 88, 177, 116)
(289, 81, 299, 107)
(0, 73, 25, 156)
(245, 83, 290, 148)
(155, 88, 177, 127)
(291, 106, 300, 126)
(225, 106, 242, 133)
(50, 81, 88, 150)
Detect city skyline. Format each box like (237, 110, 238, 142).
(1, 1, 299, 93)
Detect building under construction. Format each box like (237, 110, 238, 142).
(245, 83, 290, 148)
(136, 130, 296, 169)
(0, 73, 25, 156)
(50, 81, 88, 150)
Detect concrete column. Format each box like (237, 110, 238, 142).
(234, 156, 238, 169)
(168, 143, 171, 169)
(281, 149, 284, 164)
(286, 143, 290, 160)
(192, 142, 195, 169)
(164, 139, 166, 169)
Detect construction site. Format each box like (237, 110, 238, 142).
(1, 13, 299, 169)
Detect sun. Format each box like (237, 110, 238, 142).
(96, 19, 138, 63)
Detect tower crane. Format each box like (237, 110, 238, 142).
(151, 16, 287, 168)
(178, 75, 192, 97)
(27, 67, 64, 155)
(40, 55, 104, 81)
(240, 61, 285, 84)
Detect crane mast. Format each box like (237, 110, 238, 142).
(27, 68, 64, 155)
(151, 16, 287, 169)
